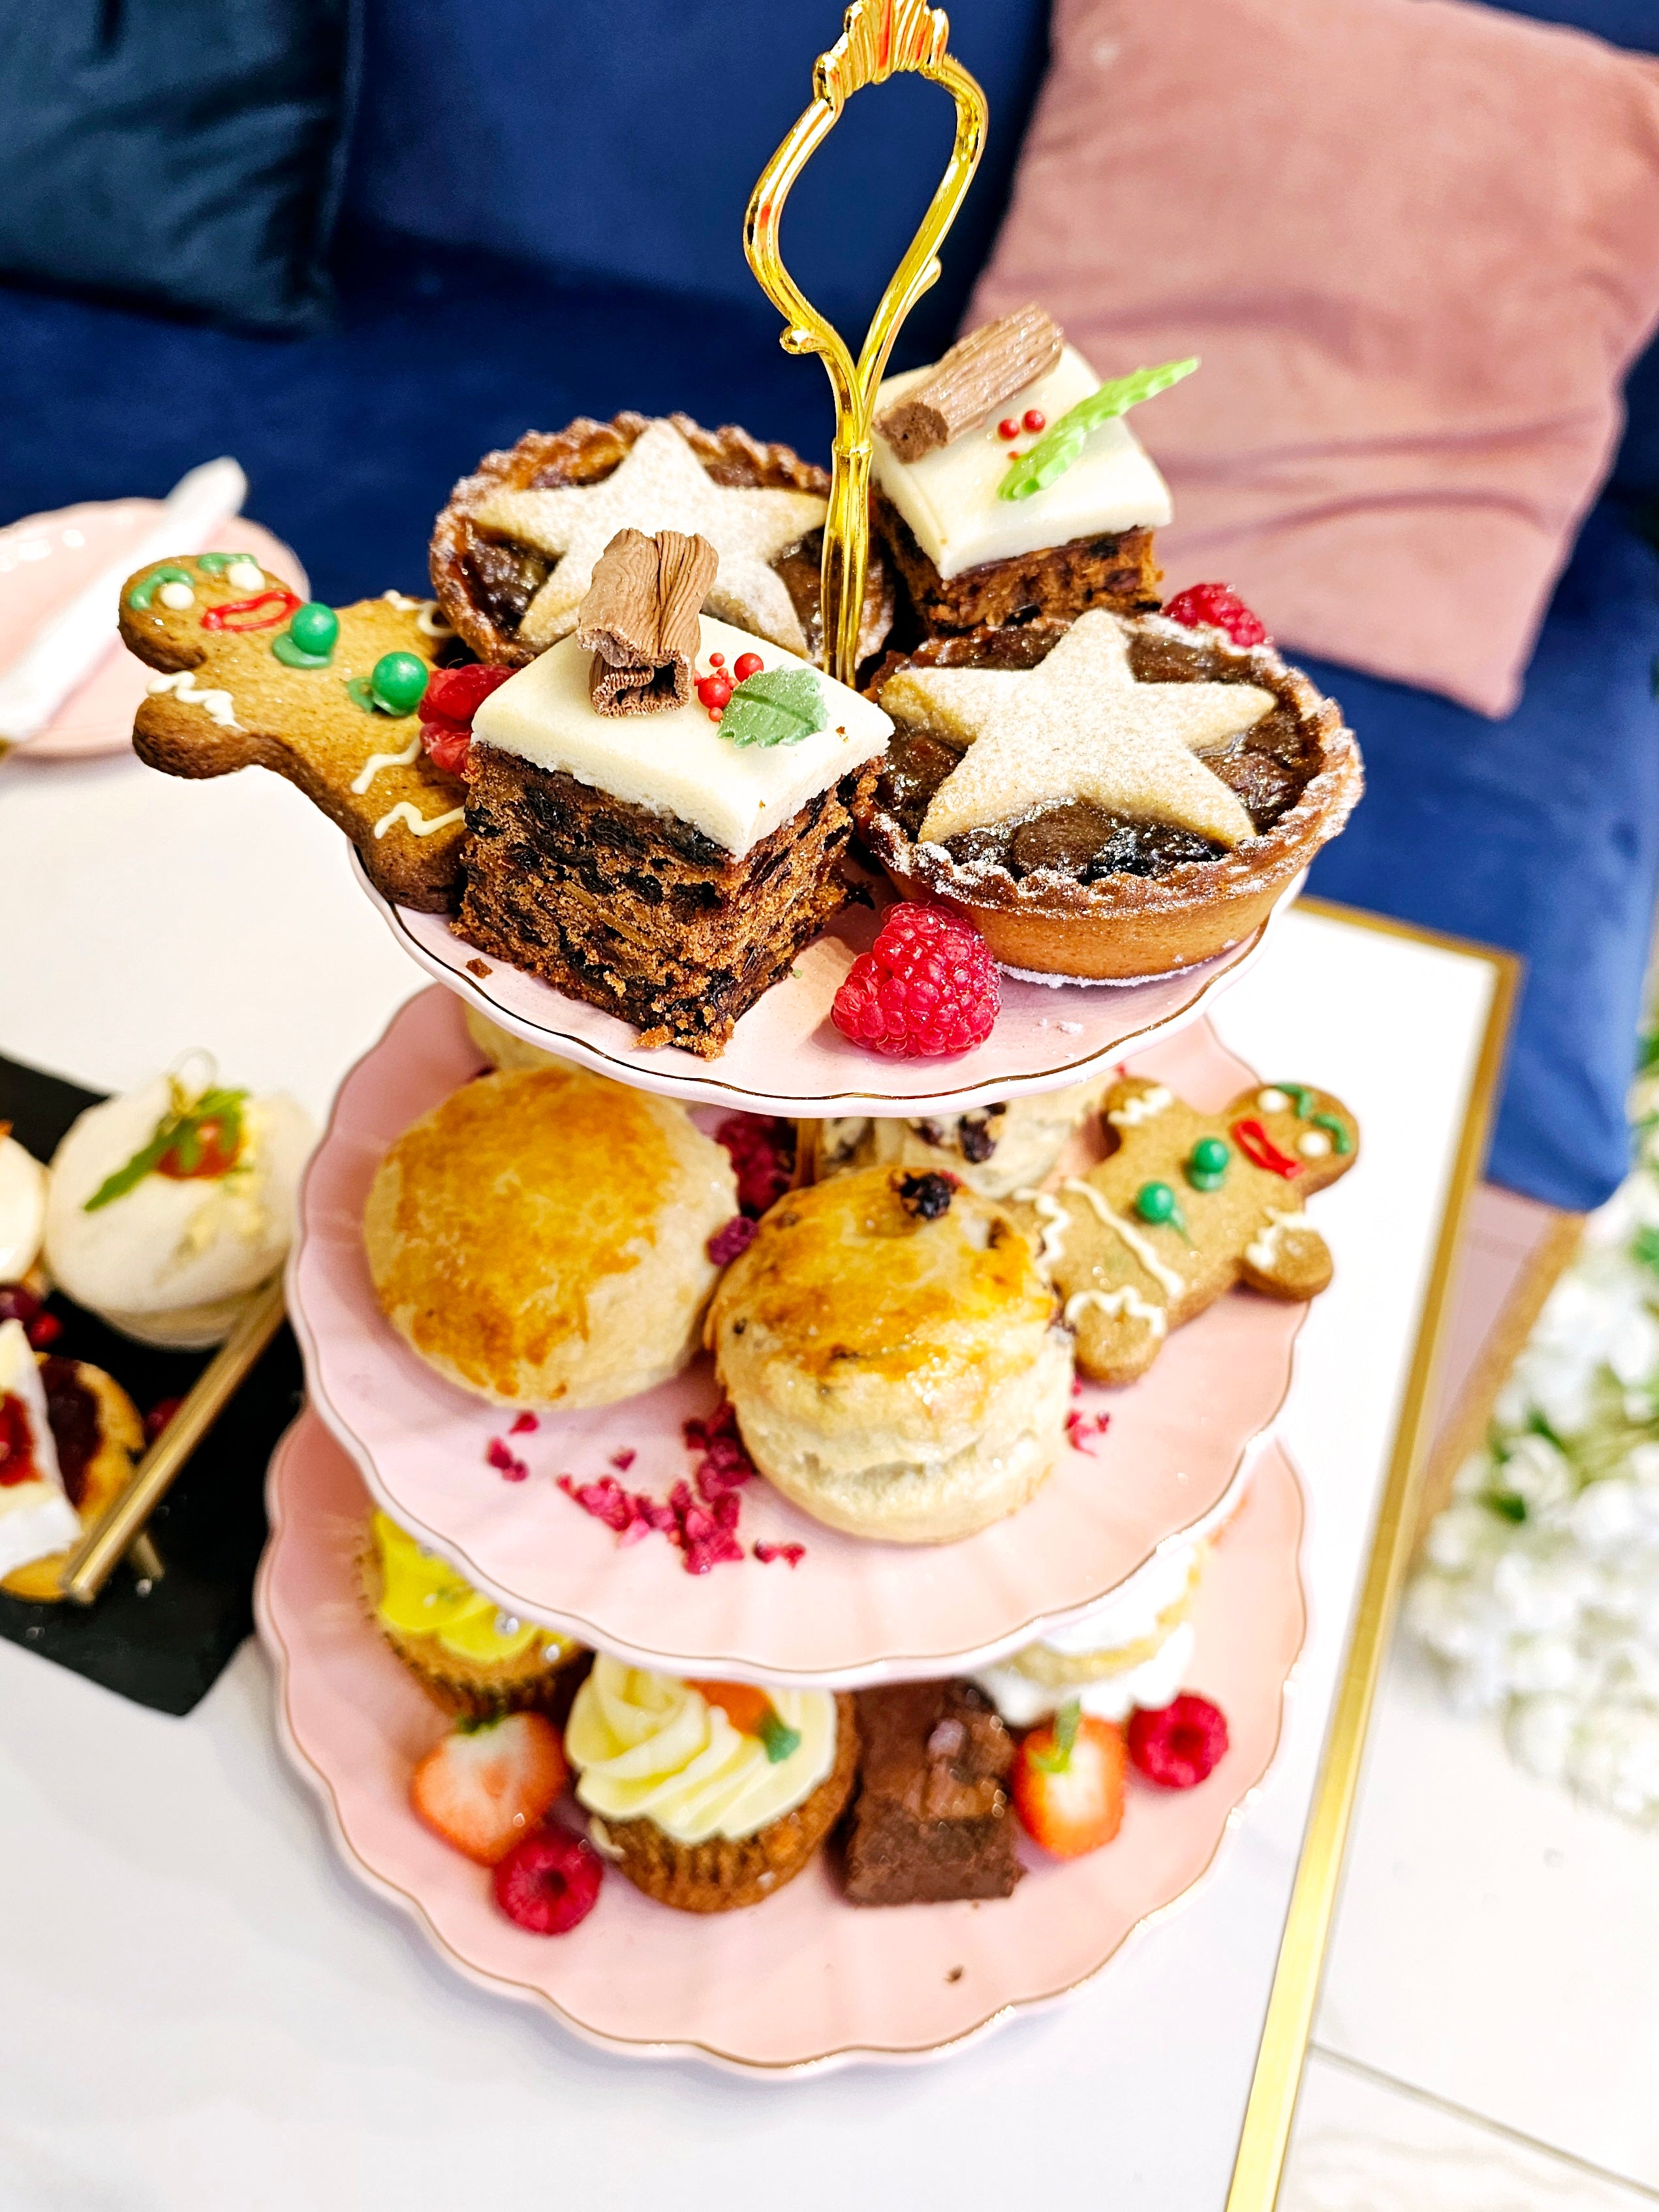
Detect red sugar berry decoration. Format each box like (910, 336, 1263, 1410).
(707, 652, 726, 668)
(493, 1824, 603, 1935)
(1023, 408, 1046, 433)
(733, 651, 764, 681)
(1127, 1694, 1229, 1789)
(997, 416, 1021, 440)
(696, 673, 734, 714)
(831, 902, 1000, 1059)
(1161, 583, 1268, 651)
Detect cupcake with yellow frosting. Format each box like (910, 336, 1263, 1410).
(361, 1512, 586, 1718)
(565, 1657, 858, 1912)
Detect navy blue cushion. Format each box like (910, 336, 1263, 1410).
(0, 0, 356, 335)
(1306, 499, 1659, 1211)
(343, 0, 1049, 369)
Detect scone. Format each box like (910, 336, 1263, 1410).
(359, 1511, 586, 1718)
(565, 1657, 856, 1912)
(707, 1166, 1070, 1543)
(364, 1064, 736, 1407)
(818, 1075, 1107, 1201)
(461, 1004, 565, 1075)
(44, 1069, 315, 1349)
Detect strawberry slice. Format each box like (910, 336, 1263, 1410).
(1011, 1702, 1127, 1858)
(410, 1711, 568, 1866)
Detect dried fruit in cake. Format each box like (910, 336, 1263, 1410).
(707, 1165, 1071, 1544)
(359, 1511, 587, 1720)
(1128, 1694, 1230, 1789)
(843, 1678, 1025, 1905)
(859, 609, 1362, 980)
(565, 1657, 856, 1913)
(870, 314, 1181, 635)
(411, 1710, 570, 1866)
(457, 608, 893, 1057)
(493, 1824, 604, 1934)
(1011, 1703, 1128, 1858)
(816, 1076, 1107, 1201)
(431, 412, 892, 671)
(363, 1064, 736, 1409)
(830, 900, 1000, 1058)
(1011, 1075, 1358, 1387)
(119, 556, 466, 913)
(43, 1063, 314, 1350)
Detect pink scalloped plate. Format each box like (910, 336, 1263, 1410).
(290, 987, 1309, 1683)
(0, 498, 307, 760)
(353, 849, 1299, 1116)
(256, 1409, 1307, 2075)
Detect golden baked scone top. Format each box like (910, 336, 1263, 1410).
(711, 1167, 1053, 1387)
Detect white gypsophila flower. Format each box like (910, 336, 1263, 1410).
(1493, 1431, 1575, 1519)
(1421, 1498, 1506, 1574)
(1506, 1693, 1576, 1783)
(1566, 1702, 1659, 1823)
(1489, 1539, 1596, 1634)
(1566, 1477, 1644, 1554)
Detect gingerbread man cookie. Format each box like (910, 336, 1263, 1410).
(119, 554, 465, 911)
(1012, 1076, 1358, 1385)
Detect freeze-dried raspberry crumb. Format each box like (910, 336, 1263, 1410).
(1161, 582, 1267, 649)
(509, 1411, 538, 1436)
(707, 1214, 759, 1265)
(554, 1404, 756, 1573)
(609, 1448, 636, 1472)
(486, 1436, 530, 1482)
(1127, 1694, 1229, 1789)
(1066, 1408, 1110, 1455)
(754, 1541, 805, 1567)
(831, 903, 999, 1059)
(714, 1114, 796, 1216)
(557, 1473, 636, 1531)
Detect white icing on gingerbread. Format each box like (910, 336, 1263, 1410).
(1014, 1187, 1070, 1268)
(351, 733, 423, 795)
(157, 580, 195, 610)
(373, 801, 465, 840)
(223, 560, 266, 593)
(1061, 1176, 1185, 1298)
(1256, 1087, 1291, 1113)
(146, 669, 239, 730)
(1064, 1285, 1168, 1337)
(1246, 1208, 1312, 1272)
(1297, 1129, 1332, 1159)
(1107, 1085, 1172, 1129)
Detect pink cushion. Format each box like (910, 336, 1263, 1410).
(968, 0, 1659, 716)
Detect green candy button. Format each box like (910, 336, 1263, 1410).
(370, 651, 428, 716)
(272, 601, 339, 668)
(1186, 1134, 1230, 1192)
(1136, 1180, 1178, 1225)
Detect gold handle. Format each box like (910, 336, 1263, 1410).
(59, 1276, 287, 1605)
(744, 0, 987, 684)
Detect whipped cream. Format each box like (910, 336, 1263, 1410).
(471, 614, 892, 859)
(974, 1623, 1196, 1727)
(566, 1657, 836, 1845)
(0, 1134, 47, 1280)
(0, 1319, 80, 1580)
(44, 1077, 315, 1348)
(873, 343, 1173, 581)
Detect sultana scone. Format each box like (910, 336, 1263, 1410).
(708, 1165, 1071, 1544)
(817, 1076, 1108, 1201)
(364, 1064, 736, 1408)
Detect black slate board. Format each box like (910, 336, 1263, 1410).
(0, 1051, 303, 1713)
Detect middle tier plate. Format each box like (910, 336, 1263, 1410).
(290, 987, 1306, 1684)
(355, 852, 1296, 1117)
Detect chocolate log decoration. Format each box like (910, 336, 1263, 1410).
(875, 304, 1065, 463)
(578, 527, 720, 715)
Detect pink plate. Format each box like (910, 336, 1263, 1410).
(0, 497, 307, 760)
(290, 987, 1307, 1683)
(354, 848, 1299, 1116)
(256, 1409, 1307, 2075)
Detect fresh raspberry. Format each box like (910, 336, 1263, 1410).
(492, 1824, 603, 1934)
(144, 1396, 183, 1443)
(423, 662, 515, 727)
(421, 723, 473, 778)
(1127, 1693, 1229, 1788)
(0, 1283, 43, 1328)
(706, 1214, 758, 1265)
(1160, 583, 1268, 649)
(831, 903, 999, 1059)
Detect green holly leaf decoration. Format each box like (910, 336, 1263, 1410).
(999, 358, 1200, 502)
(718, 666, 828, 748)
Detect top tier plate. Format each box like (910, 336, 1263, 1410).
(354, 853, 1294, 1117)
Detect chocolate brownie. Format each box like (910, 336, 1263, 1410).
(844, 1679, 1025, 1905)
(872, 485, 1161, 636)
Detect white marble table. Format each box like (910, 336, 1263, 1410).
(0, 745, 1504, 2210)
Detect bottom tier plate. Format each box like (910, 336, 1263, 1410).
(255, 1409, 1308, 2076)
